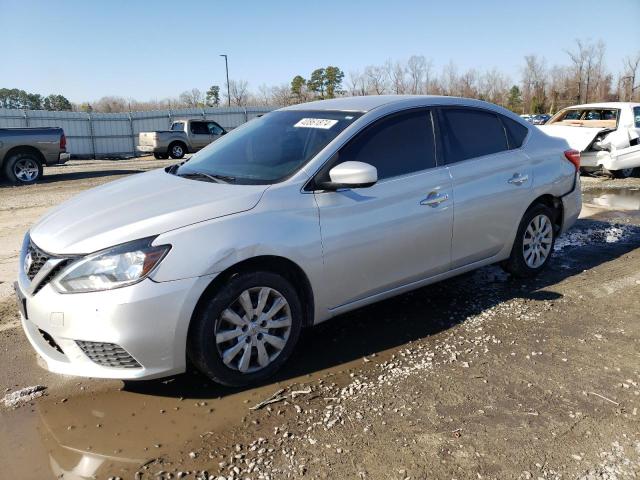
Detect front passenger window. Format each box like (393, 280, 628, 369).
(335, 109, 436, 180)
(440, 108, 508, 163)
(190, 122, 209, 135)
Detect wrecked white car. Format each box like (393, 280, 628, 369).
(539, 102, 640, 178)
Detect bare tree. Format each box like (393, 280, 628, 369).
(364, 65, 387, 95)
(385, 59, 408, 94)
(227, 80, 249, 106)
(406, 55, 429, 94)
(346, 70, 367, 96)
(179, 88, 204, 108)
(621, 52, 640, 101)
(522, 54, 547, 112)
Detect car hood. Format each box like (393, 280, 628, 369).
(537, 125, 609, 151)
(30, 169, 268, 254)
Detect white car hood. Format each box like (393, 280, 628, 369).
(537, 125, 607, 152)
(30, 168, 268, 254)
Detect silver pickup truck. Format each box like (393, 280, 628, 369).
(0, 127, 70, 185)
(137, 118, 227, 159)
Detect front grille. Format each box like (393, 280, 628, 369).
(32, 260, 69, 295)
(76, 341, 142, 369)
(26, 242, 51, 280)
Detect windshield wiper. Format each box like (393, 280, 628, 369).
(177, 171, 236, 184)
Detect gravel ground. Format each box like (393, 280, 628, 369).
(0, 166, 639, 480)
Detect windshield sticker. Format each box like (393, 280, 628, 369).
(294, 118, 339, 129)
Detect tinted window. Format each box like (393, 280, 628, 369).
(190, 122, 209, 134)
(440, 108, 508, 163)
(501, 115, 529, 149)
(171, 122, 184, 131)
(207, 122, 224, 135)
(634, 107, 640, 128)
(335, 109, 435, 180)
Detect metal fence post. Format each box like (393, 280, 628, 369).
(243, 107, 248, 122)
(168, 109, 172, 128)
(23, 110, 29, 127)
(87, 113, 96, 159)
(128, 112, 136, 157)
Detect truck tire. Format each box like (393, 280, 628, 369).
(168, 142, 186, 160)
(605, 167, 636, 179)
(3, 152, 43, 185)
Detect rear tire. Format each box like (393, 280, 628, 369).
(3, 152, 43, 185)
(502, 204, 556, 278)
(168, 142, 186, 159)
(188, 271, 303, 387)
(605, 167, 636, 179)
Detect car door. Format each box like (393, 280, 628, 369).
(438, 107, 533, 269)
(207, 121, 226, 143)
(189, 121, 211, 150)
(313, 108, 453, 309)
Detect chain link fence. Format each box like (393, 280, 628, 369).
(0, 106, 275, 159)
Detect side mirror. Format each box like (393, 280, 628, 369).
(318, 161, 378, 190)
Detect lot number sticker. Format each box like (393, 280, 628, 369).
(294, 118, 339, 129)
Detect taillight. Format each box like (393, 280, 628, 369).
(60, 133, 67, 151)
(564, 149, 580, 171)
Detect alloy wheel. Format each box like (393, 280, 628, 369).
(214, 287, 292, 373)
(522, 214, 553, 268)
(172, 145, 183, 157)
(14, 158, 39, 182)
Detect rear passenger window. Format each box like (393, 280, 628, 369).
(336, 109, 436, 180)
(440, 108, 508, 163)
(190, 122, 209, 135)
(501, 115, 529, 149)
(171, 122, 184, 131)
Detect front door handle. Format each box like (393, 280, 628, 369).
(508, 173, 529, 185)
(420, 192, 449, 207)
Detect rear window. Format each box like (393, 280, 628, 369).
(171, 122, 184, 131)
(440, 108, 508, 163)
(501, 115, 529, 149)
(634, 107, 640, 128)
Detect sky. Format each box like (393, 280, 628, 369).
(1, 0, 639, 103)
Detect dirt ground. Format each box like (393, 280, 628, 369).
(0, 162, 639, 480)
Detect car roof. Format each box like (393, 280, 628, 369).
(561, 102, 640, 109)
(280, 95, 515, 113)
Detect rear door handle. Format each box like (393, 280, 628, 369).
(420, 192, 449, 207)
(508, 173, 529, 185)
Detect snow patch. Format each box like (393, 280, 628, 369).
(3, 385, 46, 408)
(555, 225, 635, 251)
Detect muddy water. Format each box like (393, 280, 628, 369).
(582, 187, 640, 210)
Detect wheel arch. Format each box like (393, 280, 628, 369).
(189, 255, 315, 335)
(525, 194, 563, 233)
(2, 145, 46, 167)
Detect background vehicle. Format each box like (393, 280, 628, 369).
(520, 114, 534, 123)
(137, 119, 226, 159)
(539, 102, 640, 178)
(17, 96, 581, 386)
(532, 114, 551, 125)
(0, 127, 69, 185)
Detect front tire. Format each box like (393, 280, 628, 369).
(3, 152, 43, 185)
(502, 204, 556, 278)
(188, 271, 303, 386)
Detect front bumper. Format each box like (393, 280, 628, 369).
(15, 273, 214, 380)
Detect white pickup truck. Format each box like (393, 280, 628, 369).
(539, 102, 640, 178)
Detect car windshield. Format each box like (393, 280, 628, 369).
(547, 108, 619, 128)
(174, 110, 362, 184)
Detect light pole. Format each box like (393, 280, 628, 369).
(220, 54, 230, 107)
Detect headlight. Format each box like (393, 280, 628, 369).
(52, 237, 171, 294)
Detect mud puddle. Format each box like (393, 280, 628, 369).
(582, 187, 640, 211)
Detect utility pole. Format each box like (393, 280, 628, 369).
(220, 54, 230, 107)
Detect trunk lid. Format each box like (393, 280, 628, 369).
(537, 125, 607, 152)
